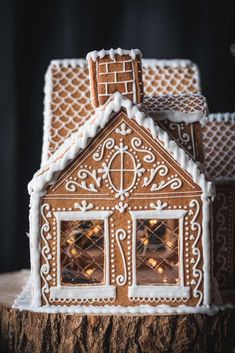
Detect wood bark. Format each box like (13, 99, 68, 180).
(0, 271, 235, 353)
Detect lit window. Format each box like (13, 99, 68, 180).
(136, 219, 179, 285)
(60, 220, 104, 285)
(49, 210, 115, 301)
(129, 209, 190, 300)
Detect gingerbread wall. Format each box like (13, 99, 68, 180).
(39, 111, 206, 307)
(213, 184, 235, 289)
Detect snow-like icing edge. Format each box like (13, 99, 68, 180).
(86, 48, 142, 61)
(48, 57, 198, 69)
(206, 112, 235, 123)
(13, 274, 233, 316)
(148, 111, 205, 124)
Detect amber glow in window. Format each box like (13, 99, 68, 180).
(136, 219, 179, 285)
(60, 220, 104, 285)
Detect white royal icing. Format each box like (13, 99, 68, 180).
(13, 272, 233, 316)
(206, 112, 235, 123)
(86, 48, 142, 61)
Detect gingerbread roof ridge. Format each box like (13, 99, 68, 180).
(30, 92, 213, 197)
(142, 58, 193, 68)
(50, 58, 87, 68)
(86, 48, 142, 61)
(47, 57, 197, 68)
(206, 112, 235, 123)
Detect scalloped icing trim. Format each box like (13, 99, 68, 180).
(30, 92, 213, 197)
(12, 274, 233, 316)
(86, 48, 142, 61)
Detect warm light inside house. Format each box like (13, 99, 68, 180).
(136, 218, 179, 285)
(60, 220, 105, 285)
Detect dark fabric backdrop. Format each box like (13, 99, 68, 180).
(0, 0, 234, 272)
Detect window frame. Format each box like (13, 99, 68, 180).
(49, 210, 116, 301)
(129, 209, 190, 300)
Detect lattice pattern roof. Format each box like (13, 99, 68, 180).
(41, 58, 201, 164)
(142, 59, 200, 96)
(41, 59, 95, 164)
(202, 113, 235, 181)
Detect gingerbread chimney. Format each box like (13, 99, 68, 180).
(86, 48, 144, 108)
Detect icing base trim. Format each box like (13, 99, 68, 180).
(12, 275, 233, 316)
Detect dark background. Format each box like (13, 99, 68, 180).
(0, 0, 234, 273)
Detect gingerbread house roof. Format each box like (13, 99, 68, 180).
(30, 93, 212, 196)
(142, 59, 201, 96)
(41, 57, 201, 164)
(202, 112, 235, 182)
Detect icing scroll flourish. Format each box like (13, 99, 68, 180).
(93, 138, 115, 161)
(40, 203, 52, 305)
(131, 137, 155, 163)
(143, 165, 168, 187)
(143, 164, 182, 191)
(169, 123, 190, 144)
(150, 176, 182, 192)
(65, 169, 101, 193)
(115, 229, 127, 286)
(189, 199, 203, 306)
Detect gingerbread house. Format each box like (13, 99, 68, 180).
(15, 49, 219, 315)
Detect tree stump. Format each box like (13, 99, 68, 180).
(0, 271, 234, 353)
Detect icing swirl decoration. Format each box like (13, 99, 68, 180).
(65, 169, 101, 193)
(143, 163, 182, 191)
(150, 176, 182, 192)
(115, 229, 127, 286)
(143, 164, 168, 187)
(169, 123, 190, 144)
(189, 199, 203, 306)
(40, 203, 52, 305)
(131, 137, 155, 163)
(93, 138, 115, 161)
